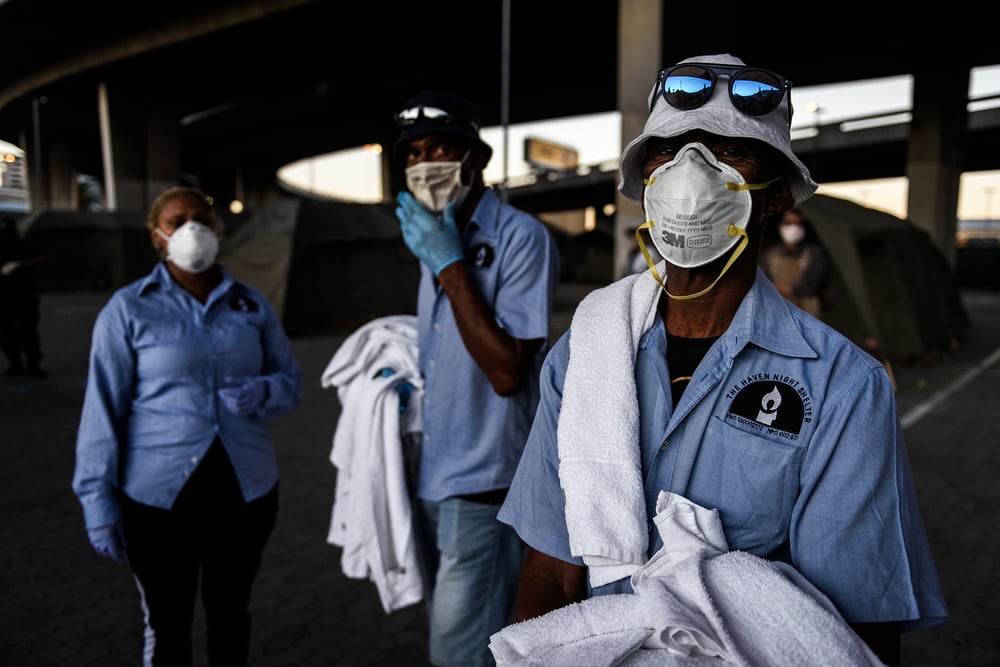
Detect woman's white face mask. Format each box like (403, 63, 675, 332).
(405, 151, 471, 213)
(155, 220, 219, 273)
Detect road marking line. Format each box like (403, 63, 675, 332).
(901, 346, 1000, 429)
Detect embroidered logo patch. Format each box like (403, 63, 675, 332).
(470, 243, 494, 268)
(724, 377, 812, 440)
(230, 294, 259, 312)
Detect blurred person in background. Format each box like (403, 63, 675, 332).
(392, 90, 560, 666)
(0, 215, 45, 378)
(72, 186, 302, 666)
(762, 206, 831, 318)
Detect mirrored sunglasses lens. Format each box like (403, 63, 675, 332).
(730, 70, 784, 115)
(663, 66, 714, 109)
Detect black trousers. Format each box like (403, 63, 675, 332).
(120, 441, 278, 667)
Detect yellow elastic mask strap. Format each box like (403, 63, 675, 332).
(635, 220, 667, 288)
(667, 224, 749, 301)
(725, 175, 782, 192)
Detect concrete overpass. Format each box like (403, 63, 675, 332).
(0, 0, 996, 274)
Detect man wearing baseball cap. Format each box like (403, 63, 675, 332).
(392, 90, 560, 665)
(497, 54, 946, 665)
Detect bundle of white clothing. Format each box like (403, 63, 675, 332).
(321, 314, 424, 614)
(489, 492, 885, 667)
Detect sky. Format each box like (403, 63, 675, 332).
(278, 65, 1000, 223)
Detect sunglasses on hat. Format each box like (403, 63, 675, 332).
(394, 105, 480, 131)
(651, 63, 793, 124)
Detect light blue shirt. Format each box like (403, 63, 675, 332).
(72, 262, 302, 530)
(416, 188, 559, 501)
(499, 269, 947, 631)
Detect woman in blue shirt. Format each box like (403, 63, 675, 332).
(72, 186, 302, 666)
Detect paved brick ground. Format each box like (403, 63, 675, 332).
(2, 286, 998, 666)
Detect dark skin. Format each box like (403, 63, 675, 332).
(513, 129, 901, 666)
(402, 133, 543, 396)
(149, 192, 223, 304)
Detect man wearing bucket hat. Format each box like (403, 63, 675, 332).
(497, 55, 946, 665)
(392, 90, 560, 665)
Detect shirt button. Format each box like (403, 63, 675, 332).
(191, 456, 199, 464)
(433, 322, 441, 331)
(428, 360, 435, 367)
(660, 440, 669, 451)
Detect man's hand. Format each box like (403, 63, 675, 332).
(395, 192, 464, 275)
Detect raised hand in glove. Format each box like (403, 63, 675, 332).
(375, 367, 415, 413)
(395, 191, 464, 276)
(395, 381, 415, 412)
(88, 523, 127, 564)
(218, 376, 269, 415)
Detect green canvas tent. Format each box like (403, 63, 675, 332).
(220, 196, 420, 336)
(775, 194, 969, 364)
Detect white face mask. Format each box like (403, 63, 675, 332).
(405, 151, 471, 213)
(778, 223, 806, 245)
(155, 220, 219, 273)
(637, 143, 779, 299)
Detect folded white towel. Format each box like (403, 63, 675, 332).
(559, 271, 662, 587)
(489, 492, 886, 667)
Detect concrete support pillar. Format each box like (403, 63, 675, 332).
(45, 133, 76, 209)
(613, 0, 661, 280)
(905, 68, 969, 267)
(382, 146, 398, 204)
(100, 80, 181, 213)
(23, 96, 78, 211)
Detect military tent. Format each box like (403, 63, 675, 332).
(20, 209, 158, 291)
(775, 194, 969, 364)
(219, 196, 420, 336)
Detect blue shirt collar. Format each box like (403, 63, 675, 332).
(467, 187, 502, 237)
(640, 268, 818, 361)
(726, 268, 818, 360)
(138, 261, 237, 304)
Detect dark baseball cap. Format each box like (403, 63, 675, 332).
(393, 90, 493, 163)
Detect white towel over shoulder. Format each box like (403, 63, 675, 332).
(559, 272, 662, 587)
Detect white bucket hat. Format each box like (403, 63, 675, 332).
(619, 53, 817, 206)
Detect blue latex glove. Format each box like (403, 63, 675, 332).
(218, 376, 269, 415)
(395, 191, 464, 275)
(396, 381, 415, 413)
(375, 367, 414, 413)
(88, 523, 127, 564)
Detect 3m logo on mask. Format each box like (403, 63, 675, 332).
(724, 377, 812, 441)
(658, 230, 714, 249)
(659, 230, 686, 248)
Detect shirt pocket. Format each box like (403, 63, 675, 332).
(694, 415, 804, 555)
